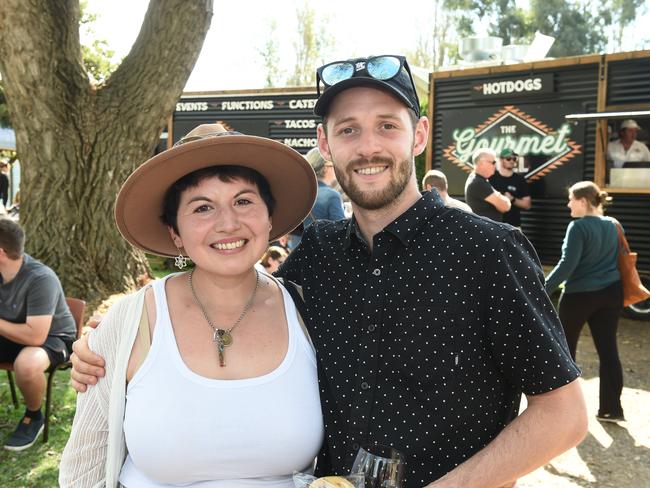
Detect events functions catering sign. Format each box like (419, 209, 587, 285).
(172, 91, 319, 154)
(442, 104, 582, 188)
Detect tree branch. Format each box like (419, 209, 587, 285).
(0, 0, 88, 131)
(100, 0, 213, 128)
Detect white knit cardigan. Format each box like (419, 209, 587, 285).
(59, 287, 146, 487)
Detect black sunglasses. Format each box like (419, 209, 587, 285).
(503, 156, 517, 161)
(316, 55, 418, 99)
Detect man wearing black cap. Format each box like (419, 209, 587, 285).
(490, 148, 531, 228)
(284, 55, 586, 487)
(71, 55, 587, 488)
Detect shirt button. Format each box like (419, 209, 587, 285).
(368, 324, 376, 332)
(372, 268, 381, 276)
(352, 442, 360, 451)
(361, 381, 370, 390)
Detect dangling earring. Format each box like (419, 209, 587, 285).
(174, 247, 189, 269)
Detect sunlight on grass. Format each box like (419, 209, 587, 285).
(0, 371, 76, 488)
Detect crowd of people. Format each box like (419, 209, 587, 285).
(0, 52, 633, 488)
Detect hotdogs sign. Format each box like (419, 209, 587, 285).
(470, 73, 554, 99)
(443, 105, 581, 181)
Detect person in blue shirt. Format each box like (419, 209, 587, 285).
(303, 147, 346, 228)
(546, 181, 624, 423)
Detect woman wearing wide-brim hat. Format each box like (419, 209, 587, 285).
(60, 125, 323, 487)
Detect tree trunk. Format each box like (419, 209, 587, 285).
(0, 0, 212, 300)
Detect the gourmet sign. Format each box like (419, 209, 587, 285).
(470, 73, 554, 99)
(443, 105, 581, 181)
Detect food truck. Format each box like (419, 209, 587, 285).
(426, 49, 650, 319)
(168, 51, 650, 319)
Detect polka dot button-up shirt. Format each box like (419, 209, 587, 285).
(278, 190, 580, 487)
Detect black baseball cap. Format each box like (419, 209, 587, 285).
(314, 55, 420, 118)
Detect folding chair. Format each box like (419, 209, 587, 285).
(1, 297, 86, 442)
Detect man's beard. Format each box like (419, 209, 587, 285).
(334, 155, 413, 210)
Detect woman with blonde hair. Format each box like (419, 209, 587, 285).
(60, 125, 322, 487)
(546, 181, 624, 423)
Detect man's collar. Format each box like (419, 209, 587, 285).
(343, 216, 365, 250)
(0, 254, 26, 285)
(342, 190, 445, 250)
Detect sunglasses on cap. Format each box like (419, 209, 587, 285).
(316, 55, 419, 101)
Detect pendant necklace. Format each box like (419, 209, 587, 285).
(188, 268, 260, 367)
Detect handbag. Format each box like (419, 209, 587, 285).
(615, 222, 650, 307)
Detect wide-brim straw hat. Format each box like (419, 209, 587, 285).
(115, 124, 317, 257)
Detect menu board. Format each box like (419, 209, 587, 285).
(171, 90, 319, 154)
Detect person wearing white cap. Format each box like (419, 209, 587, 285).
(606, 119, 650, 168)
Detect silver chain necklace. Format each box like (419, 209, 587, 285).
(188, 268, 260, 367)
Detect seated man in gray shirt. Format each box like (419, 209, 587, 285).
(0, 218, 76, 450)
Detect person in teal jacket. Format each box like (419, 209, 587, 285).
(546, 181, 624, 423)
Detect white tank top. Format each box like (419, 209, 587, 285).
(119, 274, 323, 488)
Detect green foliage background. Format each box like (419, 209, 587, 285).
(443, 0, 647, 59)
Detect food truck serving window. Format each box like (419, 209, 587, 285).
(566, 111, 650, 193)
(607, 117, 650, 189)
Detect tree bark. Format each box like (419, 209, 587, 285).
(0, 0, 212, 299)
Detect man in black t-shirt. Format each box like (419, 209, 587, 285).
(0, 219, 76, 451)
(465, 148, 511, 221)
(490, 149, 531, 227)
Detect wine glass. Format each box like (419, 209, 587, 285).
(351, 444, 405, 488)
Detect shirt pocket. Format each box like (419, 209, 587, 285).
(387, 304, 462, 396)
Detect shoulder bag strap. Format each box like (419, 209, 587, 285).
(614, 220, 631, 254)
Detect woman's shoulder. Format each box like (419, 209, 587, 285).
(94, 287, 148, 337)
(587, 215, 619, 230)
(571, 216, 618, 236)
(601, 215, 619, 226)
(109, 286, 148, 314)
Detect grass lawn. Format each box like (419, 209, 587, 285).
(0, 370, 75, 487)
